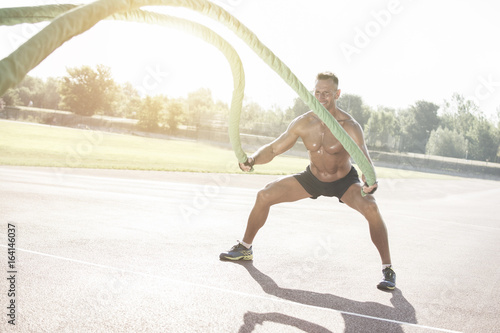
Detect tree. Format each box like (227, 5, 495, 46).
(214, 100, 230, 125)
(496, 106, 500, 129)
(0, 88, 21, 106)
(162, 99, 185, 133)
(399, 100, 439, 153)
(240, 100, 264, 133)
(365, 110, 398, 150)
(1, 75, 43, 107)
(59, 64, 118, 116)
(337, 94, 371, 129)
(138, 95, 164, 131)
(439, 94, 499, 161)
(40, 77, 61, 110)
(440, 93, 479, 135)
(1, 75, 61, 110)
(186, 88, 214, 128)
(426, 127, 467, 158)
(285, 97, 309, 122)
(263, 104, 287, 136)
(15, 76, 45, 106)
(467, 117, 499, 161)
(115, 82, 142, 118)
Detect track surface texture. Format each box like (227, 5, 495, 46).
(1, 166, 499, 333)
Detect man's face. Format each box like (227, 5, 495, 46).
(314, 79, 340, 111)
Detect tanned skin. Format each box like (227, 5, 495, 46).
(239, 78, 391, 265)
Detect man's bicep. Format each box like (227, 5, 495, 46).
(346, 121, 364, 145)
(270, 121, 300, 155)
(346, 121, 371, 159)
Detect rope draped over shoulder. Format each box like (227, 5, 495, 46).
(0, 0, 377, 187)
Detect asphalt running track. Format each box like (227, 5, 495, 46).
(0, 166, 499, 333)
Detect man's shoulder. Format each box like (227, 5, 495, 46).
(337, 109, 360, 127)
(284, 111, 318, 136)
(292, 109, 361, 131)
(290, 110, 316, 126)
(295, 110, 314, 118)
(292, 110, 359, 130)
(337, 113, 364, 142)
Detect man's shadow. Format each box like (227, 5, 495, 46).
(232, 261, 416, 333)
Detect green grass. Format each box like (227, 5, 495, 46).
(0, 120, 309, 174)
(0, 120, 457, 179)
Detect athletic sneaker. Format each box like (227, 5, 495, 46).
(377, 266, 396, 290)
(219, 242, 253, 261)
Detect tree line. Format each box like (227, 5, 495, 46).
(1, 64, 499, 162)
(336, 93, 500, 162)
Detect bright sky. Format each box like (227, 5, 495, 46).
(1, 0, 499, 120)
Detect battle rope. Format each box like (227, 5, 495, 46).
(0, 0, 376, 187)
(0, 4, 247, 162)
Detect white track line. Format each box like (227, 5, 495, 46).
(1, 245, 462, 333)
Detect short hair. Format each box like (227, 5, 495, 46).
(316, 71, 339, 87)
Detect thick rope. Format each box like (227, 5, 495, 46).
(0, 0, 129, 96)
(0, 0, 376, 185)
(114, 10, 247, 163)
(0, 3, 247, 163)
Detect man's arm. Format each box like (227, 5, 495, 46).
(344, 120, 378, 194)
(239, 117, 301, 172)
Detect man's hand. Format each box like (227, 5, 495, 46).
(239, 157, 255, 172)
(361, 174, 378, 195)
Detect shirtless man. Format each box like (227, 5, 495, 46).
(220, 72, 396, 290)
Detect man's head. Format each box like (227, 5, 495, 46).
(316, 71, 339, 87)
(314, 71, 341, 111)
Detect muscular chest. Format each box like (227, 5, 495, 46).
(302, 123, 345, 155)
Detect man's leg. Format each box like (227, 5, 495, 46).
(242, 175, 311, 244)
(340, 183, 391, 265)
(220, 176, 311, 261)
(340, 183, 396, 290)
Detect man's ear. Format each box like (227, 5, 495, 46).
(335, 88, 341, 100)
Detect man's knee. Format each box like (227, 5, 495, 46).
(257, 179, 286, 206)
(361, 198, 379, 217)
(256, 187, 274, 205)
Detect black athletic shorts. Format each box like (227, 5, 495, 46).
(293, 165, 360, 202)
